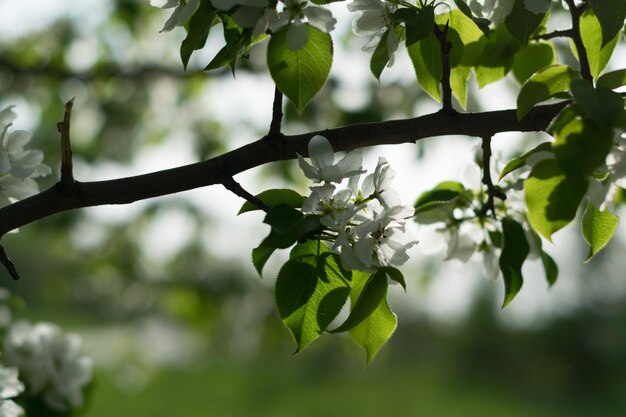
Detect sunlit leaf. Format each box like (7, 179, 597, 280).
(582, 203, 619, 262)
(517, 64, 580, 120)
(267, 24, 333, 113)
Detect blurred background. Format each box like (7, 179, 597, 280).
(1, 0, 626, 415)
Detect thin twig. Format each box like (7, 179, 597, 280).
(433, 21, 454, 113)
(222, 177, 270, 212)
(267, 86, 284, 138)
(564, 0, 592, 82)
(533, 29, 574, 41)
(0, 245, 19, 281)
(480, 136, 506, 219)
(57, 98, 76, 194)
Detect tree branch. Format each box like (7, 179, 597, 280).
(267, 85, 284, 138)
(563, 0, 592, 82)
(433, 21, 454, 113)
(480, 136, 506, 218)
(57, 98, 76, 194)
(533, 29, 574, 41)
(0, 246, 19, 281)
(222, 177, 270, 212)
(0, 101, 568, 238)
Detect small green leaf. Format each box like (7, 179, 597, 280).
(275, 242, 351, 351)
(414, 181, 469, 224)
(267, 24, 333, 113)
(552, 117, 614, 175)
(252, 245, 276, 277)
(516, 64, 581, 120)
(512, 41, 556, 84)
(524, 159, 587, 241)
(581, 203, 619, 262)
(370, 31, 391, 80)
(204, 14, 251, 73)
(180, 1, 217, 70)
(504, 0, 546, 47)
(408, 32, 442, 102)
(395, 6, 434, 47)
(540, 251, 558, 286)
(499, 217, 530, 307)
(453, 0, 491, 35)
(331, 270, 387, 333)
(347, 272, 396, 365)
(570, 80, 626, 127)
(586, 0, 626, 46)
(380, 266, 406, 290)
(499, 142, 552, 181)
(475, 26, 519, 87)
(260, 205, 322, 249)
(238, 189, 306, 215)
(579, 8, 619, 79)
(597, 69, 626, 89)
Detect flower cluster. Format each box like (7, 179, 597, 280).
(298, 135, 417, 273)
(0, 107, 51, 208)
(151, 0, 336, 50)
(3, 321, 93, 413)
(416, 147, 537, 281)
(0, 364, 24, 417)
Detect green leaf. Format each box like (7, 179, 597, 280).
(267, 24, 333, 113)
(524, 159, 587, 241)
(597, 69, 626, 89)
(579, 8, 619, 79)
(408, 32, 442, 102)
(516, 64, 581, 120)
(180, 1, 217, 70)
(499, 217, 530, 307)
(569, 80, 626, 127)
(370, 31, 391, 80)
(512, 41, 555, 84)
(275, 242, 351, 351)
(475, 26, 519, 87)
(347, 272, 396, 365)
(499, 142, 552, 181)
(379, 266, 406, 290)
(450, 65, 471, 109)
(414, 181, 469, 224)
(453, 0, 491, 36)
(204, 14, 251, 73)
(238, 189, 306, 215)
(586, 0, 626, 46)
(251, 245, 276, 277)
(260, 205, 322, 249)
(540, 251, 558, 286)
(331, 270, 387, 333)
(552, 117, 614, 175)
(395, 6, 434, 47)
(581, 203, 619, 262)
(504, 0, 546, 47)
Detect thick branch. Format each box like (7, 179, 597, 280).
(0, 102, 568, 237)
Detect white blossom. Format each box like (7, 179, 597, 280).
(270, 0, 337, 50)
(297, 135, 364, 183)
(0, 107, 51, 208)
(0, 365, 24, 417)
(3, 321, 93, 413)
(468, 0, 515, 24)
(348, 0, 398, 66)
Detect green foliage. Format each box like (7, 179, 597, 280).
(586, 0, 626, 46)
(414, 181, 469, 224)
(499, 142, 552, 181)
(579, 8, 619, 79)
(597, 68, 626, 89)
(499, 217, 530, 307)
(408, 32, 442, 102)
(512, 41, 555, 84)
(180, 1, 217, 70)
(504, 0, 546, 47)
(275, 241, 351, 351)
(581, 203, 619, 262)
(516, 65, 580, 120)
(267, 24, 333, 113)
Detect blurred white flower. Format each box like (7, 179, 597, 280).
(468, 0, 514, 24)
(0, 365, 24, 417)
(297, 135, 364, 183)
(3, 321, 93, 413)
(0, 107, 51, 208)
